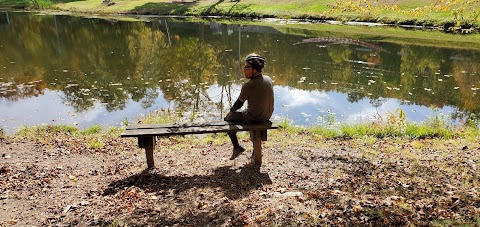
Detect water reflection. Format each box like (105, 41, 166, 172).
(0, 12, 479, 134)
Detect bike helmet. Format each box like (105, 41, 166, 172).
(244, 53, 265, 71)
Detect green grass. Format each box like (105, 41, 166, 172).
(2, 0, 478, 29)
(87, 139, 104, 149)
(137, 108, 178, 124)
(80, 124, 103, 135)
(16, 124, 78, 138)
(276, 107, 476, 140)
(9, 107, 480, 143)
(14, 124, 119, 139)
(15, 124, 108, 138)
(0, 0, 27, 8)
(193, 0, 335, 18)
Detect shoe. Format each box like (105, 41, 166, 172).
(230, 146, 245, 160)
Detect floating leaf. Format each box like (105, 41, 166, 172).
(65, 84, 79, 88)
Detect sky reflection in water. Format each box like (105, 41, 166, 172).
(1, 85, 456, 134)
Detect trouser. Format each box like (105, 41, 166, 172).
(224, 112, 249, 147)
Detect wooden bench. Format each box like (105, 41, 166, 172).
(121, 121, 278, 168)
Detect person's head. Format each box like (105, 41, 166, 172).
(243, 53, 265, 79)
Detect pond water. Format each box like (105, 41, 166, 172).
(1, 12, 479, 134)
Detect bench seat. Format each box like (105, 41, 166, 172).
(121, 121, 278, 168)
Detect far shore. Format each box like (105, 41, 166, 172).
(0, 0, 479, 33)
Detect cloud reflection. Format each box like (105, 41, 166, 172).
(273, 86, 458, 126)
(277, 86, 329, 107)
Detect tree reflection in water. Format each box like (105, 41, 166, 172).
(0, 12, 479, 132)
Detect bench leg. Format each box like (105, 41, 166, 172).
(138, 136, 156, 168)
(252, 130, 263, 166)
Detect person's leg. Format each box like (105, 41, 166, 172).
(227, 132, 240, 147)
(224, 112, 247, 160)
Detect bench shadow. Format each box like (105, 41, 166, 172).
(103, 164, 272, 200)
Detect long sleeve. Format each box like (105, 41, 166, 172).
(230, 98, 244, 112)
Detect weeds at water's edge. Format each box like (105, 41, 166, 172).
(136, 108, 179, 125)
(16, 124, 78, 138)
(277, 120, 469, 140)
(79, 124, 103, 135)
(10, 108, 480, 141)
(278, 108, 479, 140)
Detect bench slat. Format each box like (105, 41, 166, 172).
(121, 121, 278, 137)
(125, 121, 236, 130)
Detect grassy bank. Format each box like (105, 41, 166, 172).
(11, 107, 480, 145)
(1, 0, 479, 32)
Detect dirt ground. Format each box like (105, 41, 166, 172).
(1, 132, 480, 226)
